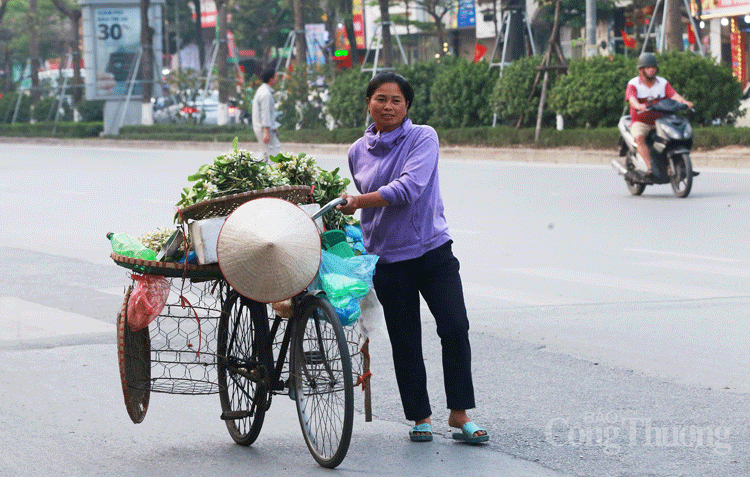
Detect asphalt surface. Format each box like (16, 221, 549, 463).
(1, 139, 748, 477)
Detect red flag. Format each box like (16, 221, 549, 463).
(687, 23, 696, 45)
(621, 29, 636, 49)
(473, 43, 487, 63)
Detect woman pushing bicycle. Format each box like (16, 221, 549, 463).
(337, 71, 489, 444)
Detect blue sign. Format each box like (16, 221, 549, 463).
(458, 0, 476, 28)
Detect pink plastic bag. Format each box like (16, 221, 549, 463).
(127, 274, 171, 332)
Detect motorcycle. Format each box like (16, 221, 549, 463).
(612, 98, 698, 198)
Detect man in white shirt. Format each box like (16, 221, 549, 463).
(252, 67, 281, 162)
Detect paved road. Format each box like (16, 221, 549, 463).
(1, 140, 748, 476)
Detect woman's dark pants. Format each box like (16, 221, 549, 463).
(372, 241, 475, 422)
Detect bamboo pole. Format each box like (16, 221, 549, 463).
(363, 338, 372, 422)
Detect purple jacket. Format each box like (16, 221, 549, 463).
(348, 118, 451, 263)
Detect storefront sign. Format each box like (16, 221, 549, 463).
(691, 0, 750, 18)
(730, 17, 747, 84)
(352, 0, 365, 49)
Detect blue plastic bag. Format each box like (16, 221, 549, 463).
(344, 225, 367, 255)
(316, 250, 378, 326)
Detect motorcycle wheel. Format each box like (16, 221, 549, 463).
(626, 179, 646, 196)
(669, 153, 693, 198)
(625, 153, 646, 196)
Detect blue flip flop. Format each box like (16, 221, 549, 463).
(452, 422, 490, 444)
(409, 423, 433, 442)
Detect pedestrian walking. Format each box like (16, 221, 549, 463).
(252, 67, 281, 162)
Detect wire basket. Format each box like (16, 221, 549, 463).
(122, 275, 227, 395)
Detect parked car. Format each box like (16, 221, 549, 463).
(153, 95, 183, 124)
(153, 91, 247, 125)
(183, 91, 246, 125)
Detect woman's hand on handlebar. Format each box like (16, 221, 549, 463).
(337, 194, 358, 215)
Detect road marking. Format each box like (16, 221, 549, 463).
(625, 248, 745, 263)
(502, 268, 739, 299)
(631, 260, 750, 278)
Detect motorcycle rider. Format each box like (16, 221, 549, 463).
(626, 52, 693, 179)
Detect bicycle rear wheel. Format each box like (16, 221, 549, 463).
(217, 290, 272, 446)
(291, 295, 354, 468)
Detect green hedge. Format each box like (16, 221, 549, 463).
(548, 54, 633, 128)
(396, 58, 458, 126)
(32, 97, 74, 122)
(326, 69, 370, 129)
(324, 52, 743, 130)
(491, 55, 558, 127)
(0, 122, 102, 137)
(429, 58, 495, 127)
(114, 124, 750, 150)
(656, 51, 743, 126)
(0, 93, 31, 123)
(3, 121, 750, 150)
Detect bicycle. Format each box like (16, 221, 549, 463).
(113, 189, 360, 469)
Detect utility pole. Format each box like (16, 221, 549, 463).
(174, 0, 181, 71)
(379, 0, 393, 67)
(585, 0, 597, 57)
(29, 0, 40, 103)
(216, 0, 229, 125)
(140, 0, 154, 124)
(294, 0, 304, 67)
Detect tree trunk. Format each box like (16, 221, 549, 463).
(49, 0, 83, 104)
(216, 0, 229, 125)
(664, 0, 683, 51)
(405, 1, 412, 64)
(71, 14, 82, 104)
(0, 1, 9, 94)
(379, 0, 392, 67)
(140, 0, 154, 124)
(3, 48, 11, 93)
(191, 0, 205, 70)
(294, 0, 304, 67)
(29, 0, 40, 103)
(436, 23, 445, 54)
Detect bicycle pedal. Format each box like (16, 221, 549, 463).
(220, 410, 253, 420)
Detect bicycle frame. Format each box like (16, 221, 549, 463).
(259, 291, 336, 397)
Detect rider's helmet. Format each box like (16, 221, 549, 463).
(637, 52, 658, 70)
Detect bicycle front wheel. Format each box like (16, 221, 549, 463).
(217, 290, 272, 446)
(291, 295, 354, 468)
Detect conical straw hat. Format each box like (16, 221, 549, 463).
(217, 198, 321, 303)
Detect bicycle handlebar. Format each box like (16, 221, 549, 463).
(311, 197, 348, 221)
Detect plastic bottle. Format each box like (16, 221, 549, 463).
(107, 232, 157, 261)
